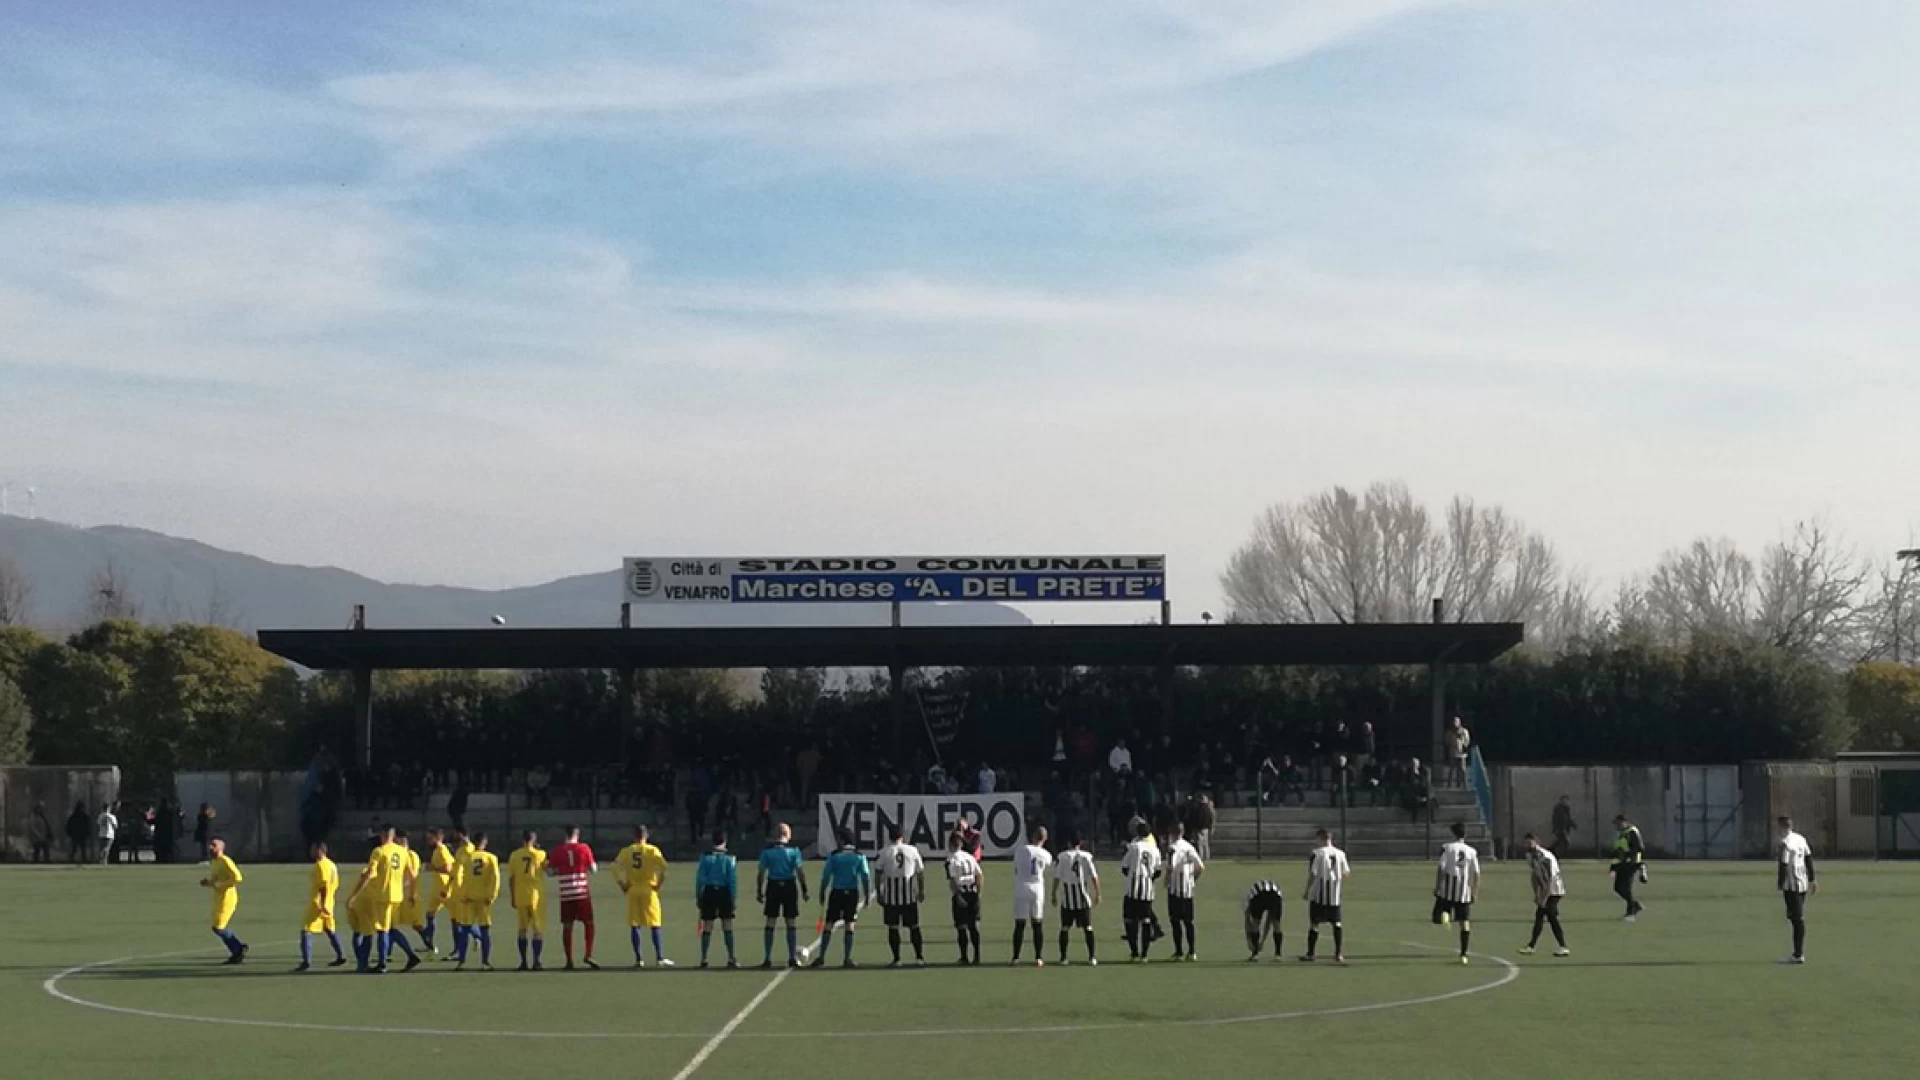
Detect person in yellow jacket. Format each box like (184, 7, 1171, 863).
(506, 831, 548, 971)
(448, 828, 476, 961)
(454, 834, 501, 971)
(615, 824, 673, 968)
(200, 837, 248, 965)
(420, 826, 456, 958)
(296, 842, 348, 971)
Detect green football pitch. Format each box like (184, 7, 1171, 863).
(6, 859, 1917, 1080)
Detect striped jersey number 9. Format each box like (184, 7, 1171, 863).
(895, 852, 906, 869)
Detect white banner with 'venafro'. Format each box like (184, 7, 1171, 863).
(624, 555, 1165, 604)
(816, 793, 1027, 858)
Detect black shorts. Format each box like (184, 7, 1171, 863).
(1308, 901, 1341, 926)
(1784, 890, 1807, 921)
(699, 887, 736, 923)
(1060, 905, 1092, 930)
(1432, 898, 1472, 924)
(1246, 893, 1284, 923)
(881, 902, 920, 928)
(1122, 897, 1156, 922)
(1169, 895, 1195, 922)
(951, 891, 980, 927)
(763, 879, 799, 920)
(1535, 895, 1562, 917)
(825, 888, 861, 926)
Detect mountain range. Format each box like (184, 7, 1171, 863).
(0, 515, 1029, 633)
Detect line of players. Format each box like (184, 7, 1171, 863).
(195, 814, 1819, 971)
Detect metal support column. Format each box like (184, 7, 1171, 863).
(1429, 597, 1447, 768)
(890, 601, 906, 761)
(617, 602, 636, 769)
(350, 603, 372, 768)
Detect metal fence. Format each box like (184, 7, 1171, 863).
(0, 766, 122, 861)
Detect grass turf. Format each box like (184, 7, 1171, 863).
(5, 858, 1916, 1079)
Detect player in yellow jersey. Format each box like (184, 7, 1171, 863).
(385, 829, 425, 969)
(507, 831, 548, 971)
(199, 836, 248, 965)
(455, 833, 502, 971)
(421, 826, 455, 958)
(296, 842, 348, 971)
(447, 827, 476, 962)
(615, 824, 673, 968)
(349, 825, 419, 974)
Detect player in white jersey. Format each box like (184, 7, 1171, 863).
(944, 831, 984, 965)
(874, 827, 927, 967)
(1119, 821, 1164, 962)
(1518, 832, 1570, 957)
(1431, 822, 1482, 964)
(1164, 823, 1205, 961)
(1302, 829, 1350, 963)
(1775, 815, 1817, 964)
(1010, 825, 1053, 967)
(1051, 833, 1101, 965)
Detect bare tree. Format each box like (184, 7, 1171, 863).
(1221, 482, 1583, 635)
(1619, 521, 1870, 662)
(86, 558, 140, 622)
(1856, 546, 1920, 664)
(0, 554, 30, 626)
(201, 574, 243, 629)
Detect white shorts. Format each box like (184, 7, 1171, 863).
(1014, 884, 1046, 921)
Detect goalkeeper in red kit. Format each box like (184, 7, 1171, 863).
(547, 825, 600, 970)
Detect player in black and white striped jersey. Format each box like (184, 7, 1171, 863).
(1051, 833, 1101, 966)
(1164, 823, 1205, 961)
(1431, 822, 1482, 964)
(1776, 816, 1817, 964)
(874, 827, 926, 967)
(1518, 832, 1570, 957)
(944, 831, 984, 966)
(1302, 829, 1349, 964)
(1243, 878, 1284, 962)
(1118, 821, 1163, 962)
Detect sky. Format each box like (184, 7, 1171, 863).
(2, 0, 1917, 620)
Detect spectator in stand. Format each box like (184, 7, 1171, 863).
(755, 785, 774, 837)
(447, 781, 470, 833)
(1329, 754, 1355, 808)
(194, 802, 217, 863)
(66, 801, 90, 863)
(1051, 728, 1068, 768)
(1551, 795, 1577, 855)
(1264, 754, 1305, 806)
(977, 761, 997, 795)
(1447, 717, 1472, 788)
(1401, 757, 1434, 822)
(527, 766, 552, 809)
(1306, 721, 1328, 790)
(716, 788, 741, 834)
(1359, 759, 1384, 807)
(1355, 722, 1378, 774)
(1331, 722, 1352, 773)
(1108, 738, 1134, 777)
(1068, 723, 1098, 777)
(795, 743, 822, 804)
(28, 800, 54, 863)
(1182, 794, 1216, 862)
(926, 762, 947, 794)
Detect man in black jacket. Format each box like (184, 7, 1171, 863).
(1551, 796, 1576, 855)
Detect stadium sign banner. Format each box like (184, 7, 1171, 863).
(624, 555, 1166, 605)
(816, 793, 1028, 858)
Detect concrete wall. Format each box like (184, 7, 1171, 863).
(174, 771, 307, 862)
(0, 766, 121, 860)
(1493, 765, 1675, 858)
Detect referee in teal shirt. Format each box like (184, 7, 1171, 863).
(757, 822, 808, 968)
(815, 832, 871, 968)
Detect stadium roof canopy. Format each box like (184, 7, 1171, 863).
(257, 622, 1525, 672)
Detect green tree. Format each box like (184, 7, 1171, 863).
(0, 673, 30, 763)
(1847, 663, 1920, 751)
